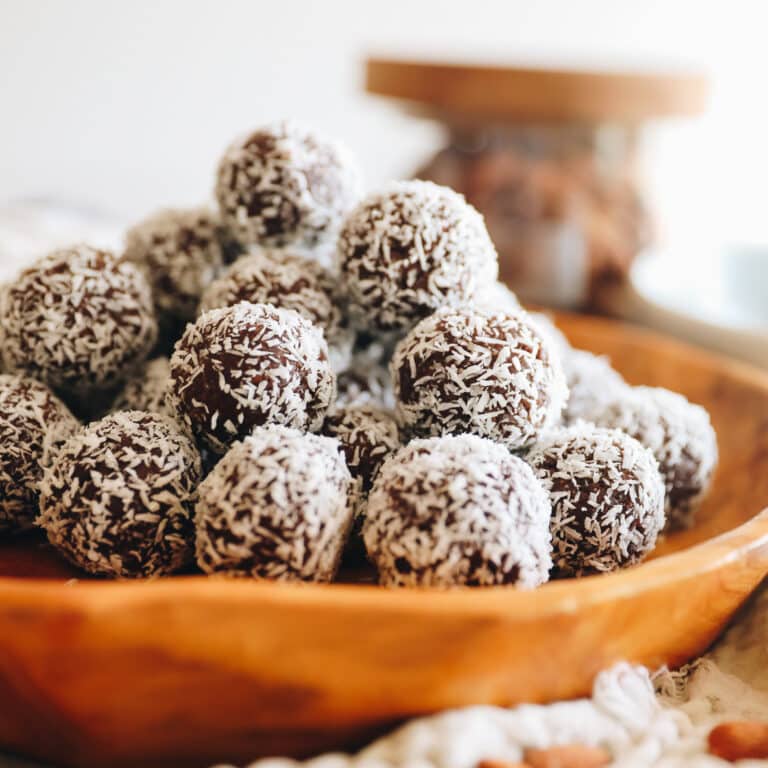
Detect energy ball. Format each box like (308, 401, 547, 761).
(337, 180, 499, 332)
(591, 386, 718, 529)
(391, 306, 568, 450)
(528, 424, 665, 576)
(195, 425, 355, 581)
(167, 302, 335, 454)
(123, 206, 226, 322)
(322, 405, 400, 493)
(1, 246, 157, 396)
(198, 249, 354, 372)
(112, 357, 171, 416)
(215, 122, 360, 249)
(38, 411, 202, 578)
(363, 434, 552, 588)
(563, 349, 627, 424)
(0, 375, 79, 533)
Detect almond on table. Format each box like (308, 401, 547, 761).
(708, 720, 768, 761)
(524, 744, 612, 768)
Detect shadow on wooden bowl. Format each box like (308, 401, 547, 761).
(1, 313, 768, 768)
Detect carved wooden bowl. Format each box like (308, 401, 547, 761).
(2, 314, 768, 768)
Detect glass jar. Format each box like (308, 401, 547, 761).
(367, 59, 707, 310)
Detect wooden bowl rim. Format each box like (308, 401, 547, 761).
(2, 317, 768, 620)
(3, 513, 768, 623)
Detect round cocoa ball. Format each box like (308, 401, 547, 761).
(391, 306, 568, 450)
(322, 405, 400, 493)
(563, 349, 627, 424)
(591, 386, 718, 529)
(195, 425, 355, 581)
(112, 357, 171, 416)
(1, 246, 157, 396)
(215, 122, 360, 249)
(199, 249, 354, 372)
(363, 434, 552, 588)
(337, 180, 499, 332)
(0, 374, 79, 533)
(167, 302, 335, 454)
(123, 207, 226, 322)
(527, 424, 665, 576)
(38, 411, 202, 578)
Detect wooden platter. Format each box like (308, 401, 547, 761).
(1, 313, 768, 768)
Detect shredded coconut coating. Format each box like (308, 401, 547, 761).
(38, 410, 202, 578)
(0, 245, 157, 395)
(322, 405, 400, 493)
(337, 180, 499, 332)
(215, 121, 360, 249)
(528, 424, 665, 577)
(167, 302, 335, 455)
(0, 374, 80, 533)
(336, 364, 394, 411)
(195, 425, 354, 581)
(198, 249, 354, 372)
(364, 434, 552, 588)
(112, 357, 172, 416)
(528, 311, 572, 359)
(391, 306, 568, 451)
(563, 349, 628, 424)
(591, 386, 719, 529)
(475, 280, 522, 313)
(335, 332, 398, 410)
(123, 206, 226, 321)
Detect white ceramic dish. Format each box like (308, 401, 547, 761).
(625, 245, 768, 368)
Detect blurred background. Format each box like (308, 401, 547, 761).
(0, 0, 766, 362)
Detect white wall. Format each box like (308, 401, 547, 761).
(0, 0, 766, 246)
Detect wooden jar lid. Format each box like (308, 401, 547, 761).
(366, 58, 708, 123)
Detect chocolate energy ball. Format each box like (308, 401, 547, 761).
(198, 249, 354, 372)
(215, 122, 360, 249)
(195, 425, 355, 581)
(0, 375, 79, 533)
(322, 405, 400, 493)
(1, 246, 157, 396)
(38, 411, 202, 578)
(363, 434, 552, 588)
(124, 207, 226, 322)
(391, 306, 568, 450)
(167, 302, 335, 454)
(112, 357, 171, 416)
(337, 180, 499, 333)
(591, 386, 718, 529)
(563, 349, 627, 424)
(527, 424, 665, 576)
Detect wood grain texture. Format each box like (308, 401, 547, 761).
(1, 313, 768, 768)
(365, 59, 708, 122)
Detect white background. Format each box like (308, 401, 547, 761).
(0, 0, 767, 245)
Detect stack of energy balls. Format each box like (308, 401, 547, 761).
(0, 122, 719, 586)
